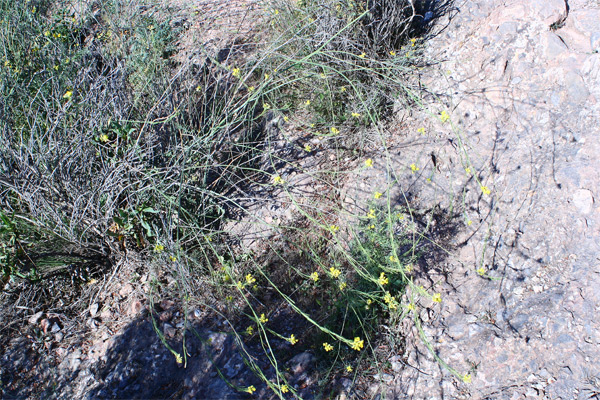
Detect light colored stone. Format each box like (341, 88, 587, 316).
(572, 189, 594, 214)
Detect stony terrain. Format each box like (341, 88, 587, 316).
(351, 0, 600, 398)
(2, 0, 599, 399)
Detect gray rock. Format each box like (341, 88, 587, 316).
(572, 189, 594, 214)
(592, 32, 600, 52)
(28, 311, 44, 325)
(565, 72, 590, 104)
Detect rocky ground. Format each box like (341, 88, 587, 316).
(352, 0, 600, 398)
(2, 0, 599, 399)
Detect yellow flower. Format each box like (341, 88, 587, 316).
(481, 186, 491, 195)
(248, 86, 255, 92)
(304, 144, 312, 152)
(281, 385, 289, 393)
(410, 38, 417, 47)
(329, 267, 341, 278)
(404, 263, 413, 273)
(378, 272, 389, 285)
(154, 244, 164, 253)
(410, 163, 419, 172)
(175, 353, 183, 364)
(169, 255, 177, 262)
(432, 293, 442, 303)
(330, 127, 339, 134)
(351, 337, 364, 351)
(374, 191, 383, 199)
(384, 292, 397, 309)
(246, 385, 256, 394)
(417, 127, 426, 135)
(467, 220, 473, 226)
(236, 281, 244, 289)
(259, 313, 268, 324)
(365, 158, 374, 167)
(232, 68, 241, 78)
(463, 374, 472, 384)
(226, 295, 233, 301)
(359, 52, 366, 59)
(99, 134, 109, 143)
(264, 73, 270, 80)
(465, 167, 471, 175)
(273, 175, 285, 185)
(274, 9, 279, 15)
(288, 334, 298, 345)
(330, 224, 340, 233)
(263, 103, 271, 110)
(246, 325, 254, 335)
(320, 72, 326, 79)
(389, 255, 398, 263)
(440, 110, 450, 123)
(368, 224, 375, 230)
(44, 30, 50, 37)
(340, 86, 346, 92)
(367, 209, 376, 219)
(323, 342, 333, 352)
(305, 99, 311, 106)
(407, 303, 415, 311)
(339, 282, 347, 291)
(346, 365, 353, 372)
(63, 90, 73, 99)
(477, 267, 486, 276)
(351, 112, 361, 118)
(389, 50, 396, 56)
(246, 274, 256, 284)
(310, 272, 319, 282)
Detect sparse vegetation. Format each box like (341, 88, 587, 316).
(0, 0, 468, 397)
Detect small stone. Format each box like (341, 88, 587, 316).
(572, 189, 594, 214)
(40, 318, 51, 334)
(289, 351, 316, 375)
(28, 311, 44, 325)
(54, 332, 64, 342)
(163, 323, 176, 338)
(119, 283, 134, 297)
(89, 303, 99, 318)
(129, 300, 144, 317)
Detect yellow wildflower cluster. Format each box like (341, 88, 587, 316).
(288, 334, 298, 345)
(365, 158, 373, 167)
(378, 272, 389, 286)
(323, 342, 333, 352)
(410, 163, 419, 172)
(384, 292, 398, 309)
(351, 337, 364, 351)
(310, 272, 319, 282)
(259, 313, 268, 324)
(440, 110, 450, 123)
(329, 267, 341, 278)
(273, 175, 285, 185)
(246, 274, 256, 285)
(246, 385, 256, 394)
(432, 293, 442, 303)
(374, 191, 383, 199)
(367, 209, 376, 219)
